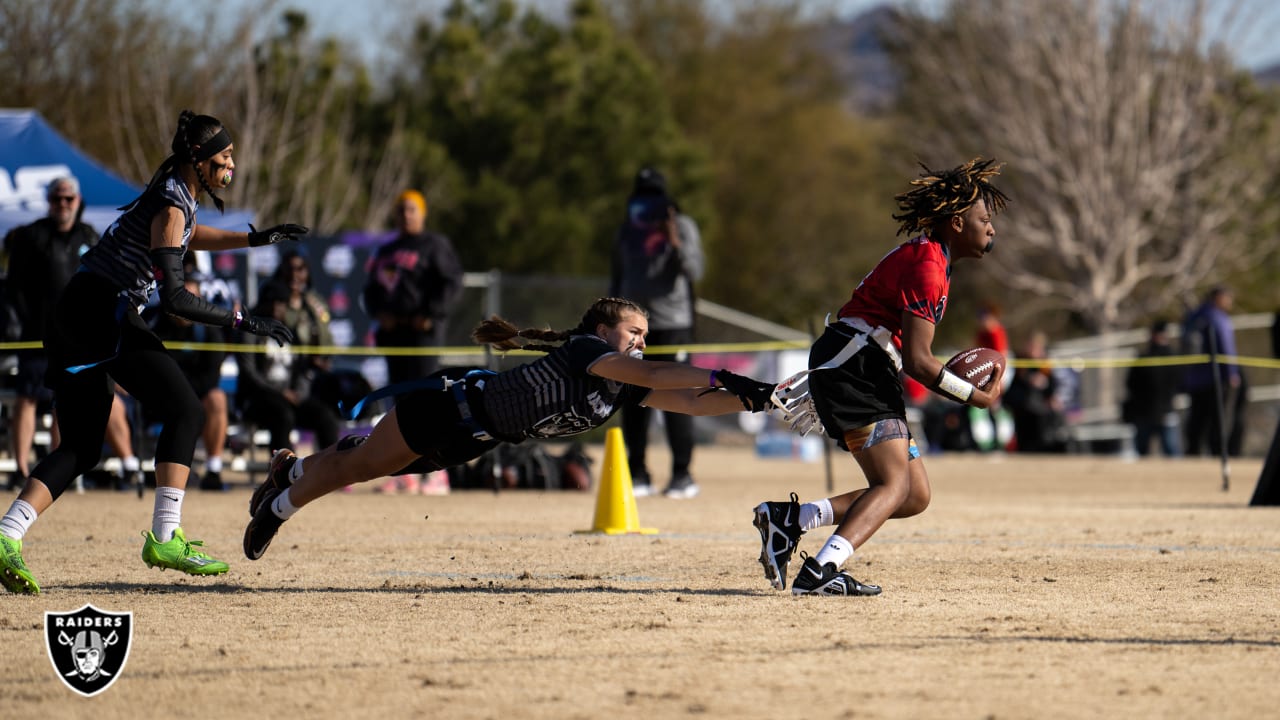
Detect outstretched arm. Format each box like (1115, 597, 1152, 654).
(590, 353, 775, 414)
(190, 221, 308, 251)
(189, 222, 249, 250)
(642, 387, 746, 416)
(588, 352, 716, 389)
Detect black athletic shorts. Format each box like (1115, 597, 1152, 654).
(392, 368, 500, 471)
(807, 324, 906, 447)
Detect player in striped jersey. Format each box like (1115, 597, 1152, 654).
(243, 297, 780, 561)
(0, 110, 307, 594)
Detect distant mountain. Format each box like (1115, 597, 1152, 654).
(815, 6, 901, 114)
(1256, 63, 1280, 86)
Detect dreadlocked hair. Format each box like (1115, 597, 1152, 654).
(471, 297, 649, 354)
(119, 110, 227, 212)
(892, 157, 1009, 237)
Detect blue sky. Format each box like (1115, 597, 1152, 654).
(191, 0, 1280, 71)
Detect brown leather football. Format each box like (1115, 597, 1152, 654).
(944, 347, 1005, 390)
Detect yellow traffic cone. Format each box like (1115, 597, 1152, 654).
(577, 427, 658, 535)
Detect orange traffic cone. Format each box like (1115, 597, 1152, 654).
(577, 428, 658, 535)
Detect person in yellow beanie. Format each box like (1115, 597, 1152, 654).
(361, 189, 464, 494)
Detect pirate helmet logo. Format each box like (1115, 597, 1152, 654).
(44, 604, 133, 697)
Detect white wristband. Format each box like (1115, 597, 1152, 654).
(936, 369, 975, 403)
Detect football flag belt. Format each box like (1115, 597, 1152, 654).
(768, 315, 901, 439)
(340, 369, 497, 441)
(826, 316, 902, 372)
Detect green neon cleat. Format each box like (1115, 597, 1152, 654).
(0, 535, 40, 594)
(141, 527, 229, 576)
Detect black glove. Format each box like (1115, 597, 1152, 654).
(238, 314, 295, 346)
(248, 222, 309, 247)
(714, 369, 775, 413)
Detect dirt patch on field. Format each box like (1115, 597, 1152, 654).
(3, 447, 1278, 719)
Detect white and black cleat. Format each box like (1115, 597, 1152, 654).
(790, 553, 881, 596)
(753, 492, 803, 590)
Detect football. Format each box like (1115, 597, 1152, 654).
(944, 347, 1005, 390)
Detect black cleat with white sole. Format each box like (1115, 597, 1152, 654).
(753, 492, 803, 590)
(790, 554, 881, 596)
(244, 486, 286, 561)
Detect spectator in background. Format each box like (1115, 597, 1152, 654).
(1004, 330, 1066, 453)
(969, 301, 1014, 452)
(609, 167, 705, 498)
(2, 176, 143, 492)
(148, 256, 230, 490)
(362, 189, 464, 495)
(1182, 286, 1246, 457)
(1122, 320, 1182, 457)
(363, 189, 464, 380)
(269, 248, 335, 378)
(235, 281, 340, 458)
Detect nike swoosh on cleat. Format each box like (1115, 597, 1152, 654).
(782, 505, 794, 527)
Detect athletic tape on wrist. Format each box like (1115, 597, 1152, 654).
(935, 368, 975, 403)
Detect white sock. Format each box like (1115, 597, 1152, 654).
(814, 534, 854, 569)
(289, 457, 305, 482)
(271, 488, 301, 520)
(121, 455, 141, 473)
(799, 498, 834, 531)
(0, 500, 38, 540)
(151, 487, 185, 541)
(207, 455, 223, 474)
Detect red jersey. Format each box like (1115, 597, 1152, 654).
(837, 236, 950, 347)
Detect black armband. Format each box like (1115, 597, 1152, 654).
(150, 247, 237, 327)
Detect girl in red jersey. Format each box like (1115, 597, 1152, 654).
(753, 158, 1009, 596)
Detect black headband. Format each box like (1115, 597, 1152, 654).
(192, 128, 231, 163)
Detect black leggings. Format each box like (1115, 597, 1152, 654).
(33, 274, 204, 501)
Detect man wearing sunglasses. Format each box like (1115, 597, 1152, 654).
(2, 176, 142, 493)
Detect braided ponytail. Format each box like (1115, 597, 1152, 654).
(471, 317, 569, 354)
(471, 297, 649, 354)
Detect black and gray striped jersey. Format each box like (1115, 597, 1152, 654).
(81, 171, 196, 308)
(480, 334, 650, 440)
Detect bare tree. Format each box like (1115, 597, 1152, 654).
(2, 0, 412, 233)
(886, 0, 1280, 336)
(218, 12, 413, 233)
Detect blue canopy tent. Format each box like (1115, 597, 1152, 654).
(0, 109, 254, 237)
